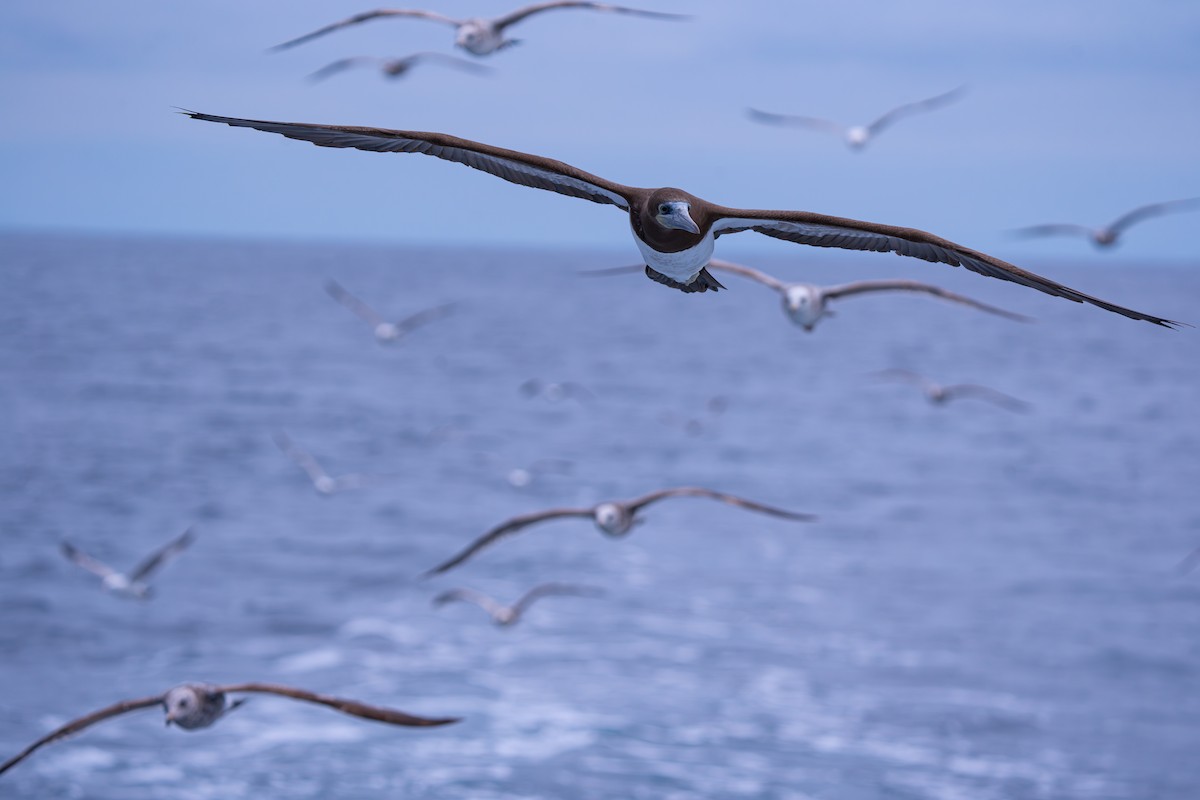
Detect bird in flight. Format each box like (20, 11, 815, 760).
(424, 487, 815, 575)
(307, 52, 493, 83)
(873, 369, 1031, 413)
(182, 111, 1180, 326)
(584, 259, 1031, 330)
(271, 2, 689, 57)
(325, 280, 455, 344)
(60, 529, 195, 600)
(272, 431, 394, 495)
(0, 682, 459, 775)
(747, 86, 966, 151)
(1009, 198, 1200, 248)
(433, 583, 604, 626)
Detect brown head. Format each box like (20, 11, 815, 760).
(633, 188, 709, 253)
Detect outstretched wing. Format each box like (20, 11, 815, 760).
(494, 1, 690, 30)
(625, 486, 816, 521)
(432, 587, 504, 617)
(821, 279, 1032, 321)
(129, 528, 195, 583)
(396, 302, 456, 334)
(325, 280, 385, 327)
(1108, 197, 1200, 234)
(943, 384, 1032, 413)
(1007, 223, 1095, 240)
(708, 208, 1182, 327)
(271, 431, 330, 485)
(0, 695, 163, 775)
(745, 108, 845, 135)
(706, 259, 789, 293)
(864, 85, 966, 136)
(215, 683, 459, 727)
(871, 368, 939, 393)
(307, 57, 386, 83)
(60, 542, 118, 579)
(270, 10, 461, 51)
(423, 507, 593, 576)
(183, 112, 635, 210)
(512, 582, 605, 616)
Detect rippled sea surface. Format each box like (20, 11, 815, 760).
(1, 232, 1198, 799)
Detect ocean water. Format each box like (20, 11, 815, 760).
(1, 232, 1197, 799)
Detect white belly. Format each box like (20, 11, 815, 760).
(631, 227, 715, 281)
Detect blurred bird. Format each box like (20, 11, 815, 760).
(747, 86, 966, 150)
(873, 369, 1031, 412)
(584, 260, 1031, 330)
(433, 583, 604, 626)
(60, 529, 194, 600)
(186, 111, 1180, 325)
(325, 280, 455, 344)
(658, 394, 729, 437)
(272, 431, 394, 495)
(0, 682, 458, 775)
(1009, 198, 1200, 248)
(271, 2, 689, 57)
(709, 259, 1031, 330)
(424, 487, 816, 575)
(308, 52, 493, 82)
(518, 377, 595, 403)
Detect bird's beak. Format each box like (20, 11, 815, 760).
(660, 204, 700, 235)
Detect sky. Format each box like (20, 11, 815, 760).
(1, 0, 1198, 261)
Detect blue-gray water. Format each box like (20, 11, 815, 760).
(2, 232, 1198, 799)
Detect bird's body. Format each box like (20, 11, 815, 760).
(424, 487, 816, 575)
(271, 2, 688, 57)
(1010, 198, 1200, 249)
(433, 583, 603, 626)
(873, 369, 1031, 413)
(0, 682, 458, 775)
(747, 87, 967, 151)
(183, 111, 1179, 326)
(60, 529, 195, 600)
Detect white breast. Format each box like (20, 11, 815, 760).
(630, 227, 715, 282)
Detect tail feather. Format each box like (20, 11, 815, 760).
(643, 266, 725, 293)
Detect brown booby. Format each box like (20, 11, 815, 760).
(183, 111, 1181, 326)
(271, 2, 689, 56)
(0, 683, 459, 775)
(873, 368, 1032, 413)
(747, 86, 967, 151)
(1009, 197, 1200, 248)
(423, 487, 816, 575)
(432, 583, 604, 626)
(307, 52, 493, 82)
(60, 529, 195, 600)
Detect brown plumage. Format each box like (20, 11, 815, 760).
(0, 682, 459, 775)
(182, 112, 1182, 327)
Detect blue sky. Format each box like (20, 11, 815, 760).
(2, 0, 1198, 260)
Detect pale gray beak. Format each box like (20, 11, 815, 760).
(659, 204, 700, 235)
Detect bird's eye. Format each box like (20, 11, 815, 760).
(658, 204, 672, 215)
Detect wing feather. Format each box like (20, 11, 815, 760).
(706, 259, 789, 292)
(129, 528, 195, 583)
(821, 280, 1032, 321)
(626, 487, 816, 521)
(60, 542, 117, 579)
(710, 209, 1183, 327)
(0, 695, 163, 775)
(495, 2, 690, 29)
(183, 112, 633, 210)
(423, 507, 593, 576)
(215, 683, 459, 727)
(270, 10, 461, 51)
